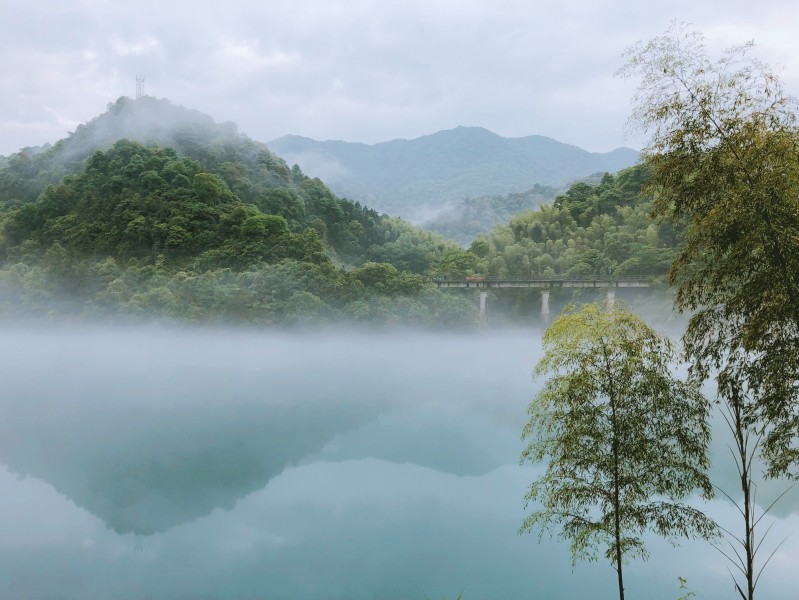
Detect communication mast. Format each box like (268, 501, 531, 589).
(136, 75, 145, 99)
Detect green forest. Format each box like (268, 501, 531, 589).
(0, 97, 673, 326)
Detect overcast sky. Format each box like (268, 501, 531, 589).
(2, 0, 798, 156)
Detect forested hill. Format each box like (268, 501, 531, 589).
(0, 97, 478, 325)
(437, 164, 676, 281)
(430, 164, 679, 320)
(0, 96, 262, 204)
(0, 96, 454, 266)
(0, 98, 669, 326)
(268, 127, 639, 218)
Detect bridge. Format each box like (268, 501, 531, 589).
(431, 277, 653, 323)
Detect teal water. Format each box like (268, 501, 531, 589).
(0, 326, 797, 599)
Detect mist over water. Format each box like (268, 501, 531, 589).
(1, 325, 798, 600)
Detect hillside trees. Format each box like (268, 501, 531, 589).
(521, 303, 716, 600)
(423, 183, 557, 244)
(0, 135, 474, 325)
(454, 165, 676, 286)
(1, 142, 306, 268)
(0, 97, 437, 270)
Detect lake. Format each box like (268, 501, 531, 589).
(1, 324, 797, 599)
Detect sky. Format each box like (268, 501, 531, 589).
(2, 0, 798, 156)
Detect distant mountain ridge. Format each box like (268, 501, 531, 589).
(268, 126, 639, 218)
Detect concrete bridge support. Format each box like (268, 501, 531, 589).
(479, 291, 488, 324)
(541, 290, 550, 324)
(433, 277, 652, 326)
(606, 288, 615, 308)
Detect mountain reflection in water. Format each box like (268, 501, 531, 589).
(1, 325, 798, 600)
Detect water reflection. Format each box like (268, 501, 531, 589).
(0, 325, 797, 600)
(0, 326, 528, 537)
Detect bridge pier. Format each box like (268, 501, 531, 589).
(606, 288, 615, 308)
(432, 277, 652, 325)
(541, 290, 550, 324)
(479, 291, 488, 324)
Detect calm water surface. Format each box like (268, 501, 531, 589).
(1, 325, 797, 600)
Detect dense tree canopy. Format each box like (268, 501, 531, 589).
(425, 165, 678, 321)
(3, 142, 313, 269)
(440, 165, 675, 281)
(0, 97, 681, 326)
(0, 100, 473, 326)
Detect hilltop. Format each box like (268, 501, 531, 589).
(1, 96, 291, 205)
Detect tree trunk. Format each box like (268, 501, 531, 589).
(731, 388, 755, 600)
(611, 400, 625, 600)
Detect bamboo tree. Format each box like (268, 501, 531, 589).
(618, 23, 799, 479)
(620, 25, 799, 597)
(521, 303, 717, 600)
(710, 377, 793, 600)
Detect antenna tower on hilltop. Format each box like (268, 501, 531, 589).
(136, 74, 145, 99)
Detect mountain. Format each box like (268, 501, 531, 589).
(268, 126, 639, 219)
(0, 97, 478, 326)
(0, 97, 394, 265)
(0, 98, 659, 326)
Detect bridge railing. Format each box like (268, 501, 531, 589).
(430, 276, 659, 283)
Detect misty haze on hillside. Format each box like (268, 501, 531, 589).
(2, 96, 637, 240)
(1, 325, 798, 600)
(268, 127, 639, 220)
(4, 97, 285, 202)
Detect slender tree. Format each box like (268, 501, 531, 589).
(619, 26, 799, 599)
(521, 303, 716, 600)
(618, 23, 799, 479)
(710, 377, 793, 600)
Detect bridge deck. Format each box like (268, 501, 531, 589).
(432, 277, 652, 289)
